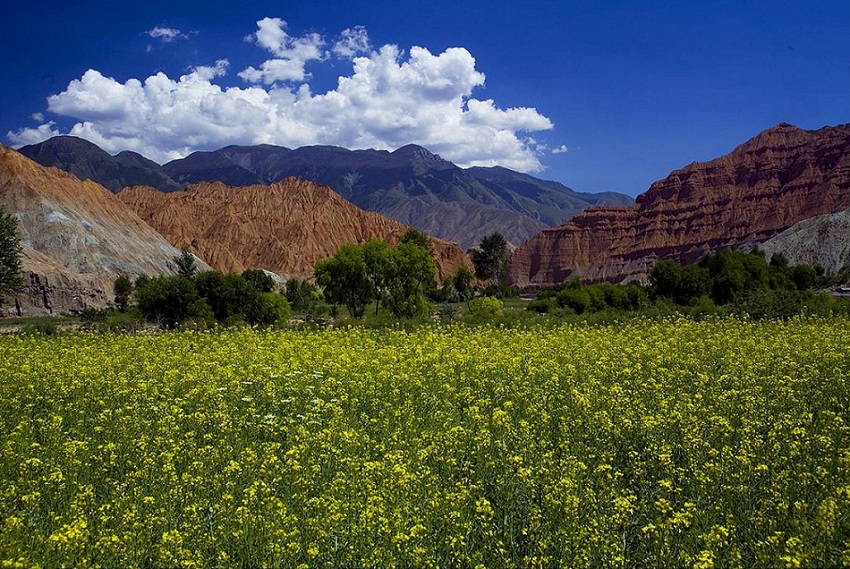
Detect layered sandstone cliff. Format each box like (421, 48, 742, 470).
(119, 179, 471, 280)
(508, 123, 850, 286)
(0, 145, 189, 314)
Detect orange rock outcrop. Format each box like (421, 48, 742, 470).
(119, 178, 471, 280)
(508, 123, 850, 286)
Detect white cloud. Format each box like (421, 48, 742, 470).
(333, 26, 370, 58)
(7, 121, 62, 146)
(31, 112, 44, 122)
(552, 144, 569, 154)
(146, 26, 185, 42)
(10, 21, 554, 171)
(239, 18, 325, 84)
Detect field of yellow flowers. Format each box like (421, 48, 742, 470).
(1, 317, 849, 568)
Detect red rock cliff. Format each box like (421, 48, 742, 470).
(119, 178, 471, 280)
(508, 123, 850, 286)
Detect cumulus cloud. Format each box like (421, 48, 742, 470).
(552, 144, 569, 154)
(333, 26, 371, 58)
(7, 122, 62, 146)
(9, 20, 554, 171)
(146, 26, 186, 42)
(239, 18, 325, 84)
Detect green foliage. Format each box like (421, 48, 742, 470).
(113, 275, 132, 312)
(649, 249, 838, 312)
(134, 274, 150, 291)
(315, 244, 373, 319)
(556, 286, 591, 314)
(173, 248, 198, 279)
(242, 268, 276, 293)
(0, 205, 24, 304)
(135, 275, 199, 328)
(80, 306, 146, 333)
(285, 278, 323, 317)
(467, 296, 504, 321)
(471, 232, 510, 284)
(453, 267, 474, 301)
(315, 237, 438, 320)
(19, 319, 60, 336)
(248, 292, 291, 327)
(362, 239, 394, 315)
(385, 241, 436, 318)
(399, 227, 432, 251)
(195, 271, 290, 327)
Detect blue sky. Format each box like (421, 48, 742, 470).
(2, 0, 848, 196)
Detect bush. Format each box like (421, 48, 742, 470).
(557, 287, 591, 314)
(135, 275, 199, 328)
(467, 296, 504, 321)
(526, 298, 556, 314)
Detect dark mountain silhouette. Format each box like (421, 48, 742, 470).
(163, 143, 632, 248)
(18, 136, 181, 192)
(20, 136, 632, 249)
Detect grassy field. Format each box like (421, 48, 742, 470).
(1, 317, 849, 568)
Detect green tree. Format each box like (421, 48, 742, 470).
(315, 244, 373, 319)
(0, 206, 24, 304)
(790, 264, 817, 291)
(400, 227, 432, 251)
(453, 266, 474, 301)
(557, 286, 591, 314)
(471, 232, 510, 285)
(113, 275, 133, 312)
(385, 241, 437, 318)
(362, 239, 394, 315)
(173, 248, 198, 279)
(242, 268, 276, 293)
(285, 278, 321, 315)
(650, 259, 684, 301)
(135, 275, 200, 328)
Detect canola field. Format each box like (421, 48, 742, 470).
(1, 317, 849, 568)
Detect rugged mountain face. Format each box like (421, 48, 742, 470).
(118, 178, 471, 280)
(162, 144, 633, 249)
(0, 145, 189, 314)
(21, 137, 632, 249)
(509, 123, 850, 286)
(759, 207, 850, 273)
(18, 136, 182, 192)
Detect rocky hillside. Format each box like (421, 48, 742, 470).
(759, 207, 850, 273)
(508, 123, 850, 286)
(118, 179, 471, 280)
(21, 137, 631, 249)
(18, 136, 182, 193)
(0, 145, 188, 314)
(162, 144, 632, 249)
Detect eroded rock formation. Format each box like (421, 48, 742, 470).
(0, 145, 188, 314)
(119, 178, 471, 280)
(508, 123, 850, 286)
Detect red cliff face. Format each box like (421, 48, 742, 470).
(119, 178, 471, 280)
(508, 123, 850, 286)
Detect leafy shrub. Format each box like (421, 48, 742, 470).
(467, 296, 504, 321)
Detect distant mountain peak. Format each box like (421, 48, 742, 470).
(20, 136, 633, 249)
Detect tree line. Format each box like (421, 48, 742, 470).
(530, 249, 850, 319)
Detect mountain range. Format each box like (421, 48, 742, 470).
(7, 121, 850, 314)
(0, 145, 469, 314)
(19, 137, 633, 249)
